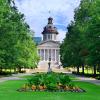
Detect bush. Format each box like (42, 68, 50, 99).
(16, 72, 85, 92)
(27, 72, 74, 91)
(28, 73, 41, 86)
(45, 73, 57, 91)
(0, 71, 12, 76)
(58, 73, 71, 86)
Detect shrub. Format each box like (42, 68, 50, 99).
(45, 73, 57, 91)
(58, 74, 71, 86)
(22, 72, 85, 92)
(28, 74, 40, 86)
(0, 71, 12, 75)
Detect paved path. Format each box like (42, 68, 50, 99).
(0, 73, 31, 83)
(0, 72, 100, 86)
(76, 76, 100, 85)
(67, 73, 100, 85)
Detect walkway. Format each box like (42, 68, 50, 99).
(67, 73, 100, 85)
(0, 72, 100, 85)
(0, 73, 31, 83)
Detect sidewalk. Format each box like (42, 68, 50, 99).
(69, 73, 100, 85)
(0, 72, 100, 85)
(0, 73, 31, 83)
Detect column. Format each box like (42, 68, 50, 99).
(41, 49, 44, 61)
(52, 49, 55, 61)
(43, 49, 44, 61)
(56, 49, 58, 63)
(40, 49, 41, 60)
(48, 49, 49, 61)
(58, 50, 60, 63)
(49, 49, 51, 59)
(44, 49, 45, 61)
(45, 49, 47, 61)
(55, 49, 56, 61)
(51, 49, 53, 61)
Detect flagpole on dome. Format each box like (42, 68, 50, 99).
(48, 10, 51, 17)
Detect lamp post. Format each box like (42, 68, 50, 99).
(48, 57, 52, 73)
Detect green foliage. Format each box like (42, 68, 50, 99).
(45, 73, 58, 91)
(60, 0, 100, 75)
(27, 72, 72, 91)
(28, 73, 43, 86)
(58, 73, 71, 86)
(0, 0, 39, 71)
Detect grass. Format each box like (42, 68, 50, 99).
(0, 79, 100, 100)
(19, 74, 34, 79)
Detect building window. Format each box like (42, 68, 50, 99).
(43, 34, 47, 41)
(49, 26, 52, 28)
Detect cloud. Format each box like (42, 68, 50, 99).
(15, 0, 80, 41)
(57, 29, 66, 42)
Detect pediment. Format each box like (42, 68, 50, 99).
(37, 40, 60, 48)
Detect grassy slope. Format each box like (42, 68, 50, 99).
(0, 79, 100, 100)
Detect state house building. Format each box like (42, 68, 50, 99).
(37, 17, 61, 69)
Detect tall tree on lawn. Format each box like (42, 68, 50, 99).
(60, 0, 100, 75)
(0, 0, 39, 72)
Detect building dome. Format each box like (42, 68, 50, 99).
(42, 17, 59, 34)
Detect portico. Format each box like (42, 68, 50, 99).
(38, 48, 60, 62)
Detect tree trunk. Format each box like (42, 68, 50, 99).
(74, 66, 75, 72)
(93, 65, 96, 76)
(10, 68, 12, 73)
(14, 68, 16, 73)
(5, 68, 7, 72)
(0, 67, 3, 73)
(82, 64, 84, 75)
(87, 66, 88, 74)
(18, 67, 21, 73)
(77, 66, 79, 74)
(86, 66, 88, 74)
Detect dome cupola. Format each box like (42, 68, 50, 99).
(48, 17, 53, 24)
(42, 17, 59, 41)
(42, 17, 58, 35)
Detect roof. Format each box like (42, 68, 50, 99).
(42, 17, 59, 34)
(38, 40, 60, 45)
(37, 40, 60, 49)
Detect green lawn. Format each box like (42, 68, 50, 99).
(0, 79, 100, 100)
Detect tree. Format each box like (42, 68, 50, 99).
(60, 0, 100, 76)
(0, 0, 39, 72)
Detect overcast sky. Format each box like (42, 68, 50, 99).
(15, 0, 80, 41)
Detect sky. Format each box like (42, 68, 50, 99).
(15, 0, 81, 41)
